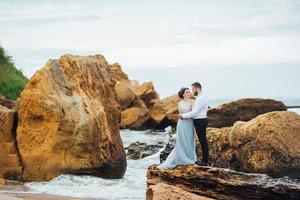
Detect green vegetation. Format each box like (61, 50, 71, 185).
(0, 46, 29, 100)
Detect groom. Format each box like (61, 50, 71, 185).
(179, 82, 209, 166)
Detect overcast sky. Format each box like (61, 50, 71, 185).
(0, 0, 299, 99)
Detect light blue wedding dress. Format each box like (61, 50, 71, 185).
(158, 99, 197, 169)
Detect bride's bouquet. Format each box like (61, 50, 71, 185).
(162, 126, 176, 146)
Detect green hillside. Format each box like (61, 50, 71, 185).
(0, 46, 29, 100)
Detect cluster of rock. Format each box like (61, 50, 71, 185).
(120, 93, 287, 130)
(149, 109, 300, 199)
(0, 54, 127, 182)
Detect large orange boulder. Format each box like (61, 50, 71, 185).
(115, 80, 136, 110)
(120, 107, 150, 129)
(0, 105, 22, 180)
(147, 94, 180, 129)
(16, 54, 127, 181)
(229, 111, 300, 178)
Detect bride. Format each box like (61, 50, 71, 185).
(158, 87, 197, 169)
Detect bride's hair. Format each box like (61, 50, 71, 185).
(178, 87, 189, 99)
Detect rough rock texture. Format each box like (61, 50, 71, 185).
(147, 182, 214, 200)
(110, 63, 128, 81)
(196, 127, 233, 168)
(115, 80, 136, 110)
(133, 81, 159, 109)
(126, 141, 163, 160)
(229, 111, 300, 178)
(16, 54, 127, 181)
(0, 97, 15, 109)
(147, 95, 180, 130)
(0, 105, 23, 180)
(208, 98, 287, 128)
(120, 107, 150, 129)
(147, 165, 300, 200)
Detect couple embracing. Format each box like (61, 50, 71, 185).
(159, 82, 209, 169)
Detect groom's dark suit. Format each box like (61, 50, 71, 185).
(182, 92, 209, 163)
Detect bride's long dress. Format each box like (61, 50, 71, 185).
(159, 99, 197, 169)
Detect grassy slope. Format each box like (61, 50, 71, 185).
(0, 46, 29, 100)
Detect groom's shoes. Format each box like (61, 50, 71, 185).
(195, 161, 208, 166)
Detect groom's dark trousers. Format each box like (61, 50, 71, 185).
(194, 118, 209, 163)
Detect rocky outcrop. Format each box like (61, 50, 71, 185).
(196, 127, 232, 168)
(229, 111, 300, 178)
(132, 81, 159, 109)
(120, 107, 150, 129)
(147, 182, 214, 200)
(16, 54, 127, 181)
(109, 64, 160, 129)
(0, 105, 23, 180)
(147, 165, 300, 200)
(126, 141, 163, 160)
(208, 98, 287, 127)
(115, 80, 136, 110)
(110, 63, 128, 81)
(147, 95, 180, 130)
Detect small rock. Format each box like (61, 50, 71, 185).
(127, 141, 164, 160)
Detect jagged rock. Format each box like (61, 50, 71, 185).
(110, 63, 128, 81)
(115, 80, 136, 110)
(148, 95, 180, 130)
(0, 105, 22, 180)
(126, 141, 163, 159)
(120, 107, 150, 129)
(229, 111, 300, 178)
(147, 165, 300, 200)
(208, 98, 287, 128)
(146, 182, 214, 200)
(16, 54, 127, 181)
(133, 81, 159, 109)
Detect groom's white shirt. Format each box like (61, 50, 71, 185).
(182, 92, 208, 119)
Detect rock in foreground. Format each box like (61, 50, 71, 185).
(16, 54, 126, 181)
(229, 111, 300, 178)
(147, 165, 300, 200)
(147, 182, 214, 200)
